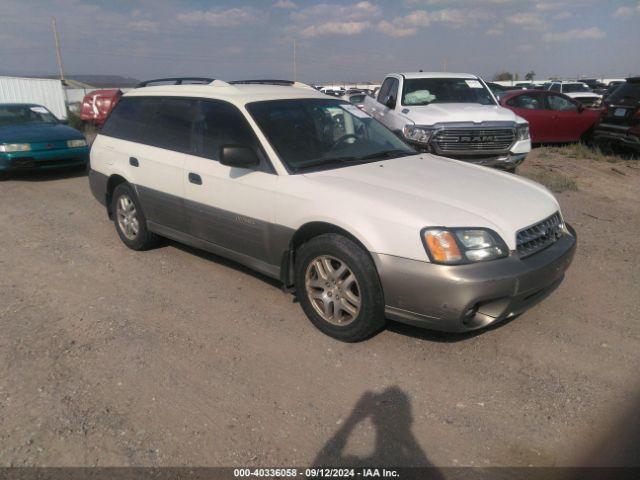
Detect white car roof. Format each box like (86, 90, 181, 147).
(396, 72, 479, 80)
(124, 81, 328, 105)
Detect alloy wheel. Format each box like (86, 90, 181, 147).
(305, 255, 361, 326)
(116, 194, 139, 241)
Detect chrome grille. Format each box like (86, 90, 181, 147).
(433, 128, 515, 154)
(516, 212, 564, 258)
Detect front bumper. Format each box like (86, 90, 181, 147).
(374, 225, 577, 332)
(0, 147, 89, 172)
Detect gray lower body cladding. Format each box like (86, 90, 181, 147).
(87, 169, 294, 280)
(88, 169, 108, 207)
(374, 227, 576, 332)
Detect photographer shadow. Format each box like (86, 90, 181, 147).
(312, 386, 443, 476)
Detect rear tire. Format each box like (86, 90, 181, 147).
(294, 234, 385, 342)
(111, 183, 158, 250)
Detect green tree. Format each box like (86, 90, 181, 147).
(493, 71, 513, 81)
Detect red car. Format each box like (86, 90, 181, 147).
(80, 89, 122, 126)
(499, 90, 601, 144)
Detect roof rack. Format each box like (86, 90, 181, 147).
(229, 79, 296, 86)
(135, 77, 215, 88)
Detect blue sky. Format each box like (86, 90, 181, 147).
(1, 0, 639, 83)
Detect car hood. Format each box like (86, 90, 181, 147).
(400, 103, 524, 126)
(303, 154, 559, 250)
(0, 123, 84, 143)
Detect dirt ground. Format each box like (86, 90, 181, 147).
(0, 148, 639, 468)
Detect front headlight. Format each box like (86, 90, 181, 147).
(516, 124, 530, 141)
(67, 139, 87, 148)
(402, 125, 434, 145)
(421, 227, 508, 264)
(0, 143, 31, 152)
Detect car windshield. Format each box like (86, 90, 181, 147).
(563, 84, 590, 93)
(402, 78, 496, 106)
(0, 105, 58, 126)
(247, 98, 415, 173)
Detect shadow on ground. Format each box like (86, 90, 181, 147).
(3, 166, 87, 182)
(312, 386, 443, 475)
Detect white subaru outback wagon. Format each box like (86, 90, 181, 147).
(89, 77, 576, 342)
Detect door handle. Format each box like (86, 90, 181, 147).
(129, 157, 139, 167)
(188, 172, 202, 185)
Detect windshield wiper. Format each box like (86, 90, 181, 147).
(360, 149, 415, 160)
(294, 156, 364, 172)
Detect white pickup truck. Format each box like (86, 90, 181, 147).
(362, 72, 531, 171)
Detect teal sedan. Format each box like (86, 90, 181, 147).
(0, 103, 89, 178)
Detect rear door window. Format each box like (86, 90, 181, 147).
(144, 98, 197, 153)
(101, 97, 157, 142)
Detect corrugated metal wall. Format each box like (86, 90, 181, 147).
(0, 76, 67, 119)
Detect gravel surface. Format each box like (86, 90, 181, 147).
(0, 149, 639, 467)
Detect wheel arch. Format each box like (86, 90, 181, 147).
(280, 221, 376, 288)
(106, 174, 129, 218)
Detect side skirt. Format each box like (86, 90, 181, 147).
(147, 221, 282, 281)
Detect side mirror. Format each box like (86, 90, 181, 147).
(219, 146, 259, 169)
(384, 95, 396, 109)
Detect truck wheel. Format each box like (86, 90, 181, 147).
(294, 234, 385, 342)
(111, 183, 158, 250)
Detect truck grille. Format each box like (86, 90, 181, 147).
(433, 128, 515, 155)
(516, 212, 564, 258)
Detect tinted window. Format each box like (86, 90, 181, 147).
(607, 81, 640, 104)
(194, 101, 259, 160)
(145, 98, 196, 152)
(102, 97, 157, 141)
(547, 94, 577, 111)
(402, 78, 495, 106)
(550, 83, 561, 92)
(507, 94, 543, 110)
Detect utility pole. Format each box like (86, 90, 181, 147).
(51, 16, 65, 82)
(443, 58, 448, 71)
(293, 39, 297, 82)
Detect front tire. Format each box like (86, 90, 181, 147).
(111, 183, 158, 250)
(294, 234, 385, 342)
